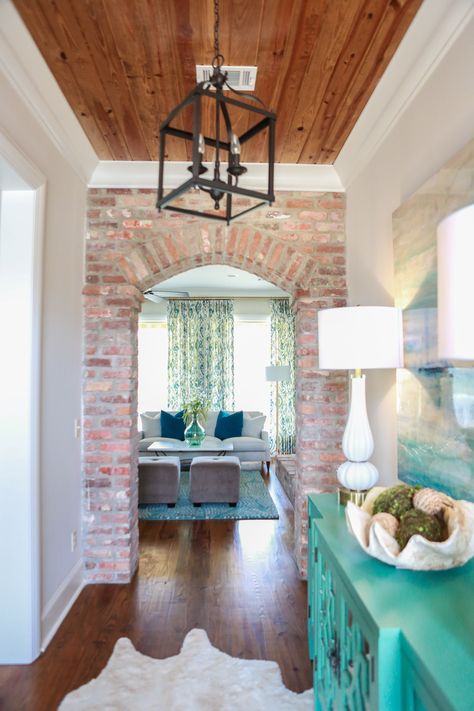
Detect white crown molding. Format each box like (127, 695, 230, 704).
(335, 0, 474, 189)
(0, 1, 98, 185)
(90, 161, 344, 192)
(0, 126, 46, 189)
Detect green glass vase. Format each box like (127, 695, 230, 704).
(184, 414, 206, 446)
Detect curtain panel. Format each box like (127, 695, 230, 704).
(167, 299, 234, 410)
(270, 298, 296, 454)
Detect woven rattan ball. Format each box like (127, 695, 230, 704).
(413, 488, 454, 516)
(371, 512, 399, 538)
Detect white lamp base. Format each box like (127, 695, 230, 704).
(338, 374, 379, 498)
(337, 460, 379, 491)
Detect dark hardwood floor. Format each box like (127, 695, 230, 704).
(0, 469, 312, 710)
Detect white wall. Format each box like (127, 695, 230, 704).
(0, 70, 87, 646)
(341, 13, 474, 483)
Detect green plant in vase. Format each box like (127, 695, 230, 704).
(182, 397, 209, 446)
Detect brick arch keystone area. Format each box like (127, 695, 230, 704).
(83, 188, 348, 582)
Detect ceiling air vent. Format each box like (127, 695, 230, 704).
(196, 65, 257, 91)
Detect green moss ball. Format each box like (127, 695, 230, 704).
(396, 509, 445, 550)
(372, 485, 420, 519)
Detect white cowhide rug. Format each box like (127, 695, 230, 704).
(59, 628, 313, 710)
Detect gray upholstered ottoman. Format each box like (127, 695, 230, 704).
(138, 456, 180, 506)
(189, 455, 241, 506)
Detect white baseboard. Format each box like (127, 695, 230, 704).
(41, 559, 84, 652)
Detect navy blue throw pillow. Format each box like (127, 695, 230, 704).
(160, 410, 185, 440)
(214, 410, 243, 440)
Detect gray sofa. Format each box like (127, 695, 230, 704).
(139, 410, 270, 469)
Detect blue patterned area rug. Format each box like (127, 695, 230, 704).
(138, 470, 279, 521)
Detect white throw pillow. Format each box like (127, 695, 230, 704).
(140, 412, 161, 438)
(204, 410, 219, 436)
(242, 413, 266, 438)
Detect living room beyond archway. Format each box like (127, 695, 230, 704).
(83, 188, 347, 583)
(136, 265, 295, 538)
(138, 265, 295, 462)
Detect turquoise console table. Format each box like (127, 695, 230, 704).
(307, 494, 474, 711)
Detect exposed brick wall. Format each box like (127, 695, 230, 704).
(83, 188, 347, 581)
(294, 294, 347, 576)
(275, 455, 297, 506)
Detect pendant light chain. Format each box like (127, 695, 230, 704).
(212, 0, 224, 68)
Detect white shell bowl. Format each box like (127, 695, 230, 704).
(345, 486, 474, 570)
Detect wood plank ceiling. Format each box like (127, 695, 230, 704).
(13, 0, 423, 164)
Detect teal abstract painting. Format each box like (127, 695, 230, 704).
(393, 140, 474, 502)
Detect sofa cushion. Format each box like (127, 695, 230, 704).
(140, 412, 162, 438)
(161, 410, 185, 440)
(222, 436, 267, 452)
(242, 413, 266, 438)
(215, 410, 243, 439)
(202, 435, 221, 445)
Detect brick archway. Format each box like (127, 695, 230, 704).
(83, 189, 347, 582)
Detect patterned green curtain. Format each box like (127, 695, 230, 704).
(270, 298, 296, 454)
(167, 299, 234, 410)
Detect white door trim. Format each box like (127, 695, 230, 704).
(0, 130, 45, 663)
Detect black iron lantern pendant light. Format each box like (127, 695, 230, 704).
(156, 0, 276, 225)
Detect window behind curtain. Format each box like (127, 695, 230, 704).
(138, 321, 168, 414)
(138, 309, 287, 437)
(234, 318, 271, 423)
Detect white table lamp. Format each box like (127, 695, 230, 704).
(437, 204, 474, 362)
(318, 306, 403, 504)
(266, 365, 291, 455)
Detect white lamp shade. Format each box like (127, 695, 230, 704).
(318, 306, 403, 370)
(265, 365, 291, 382)
(437, 204, 474, 361)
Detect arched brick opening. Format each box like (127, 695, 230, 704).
(83, 189, 347, 582)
